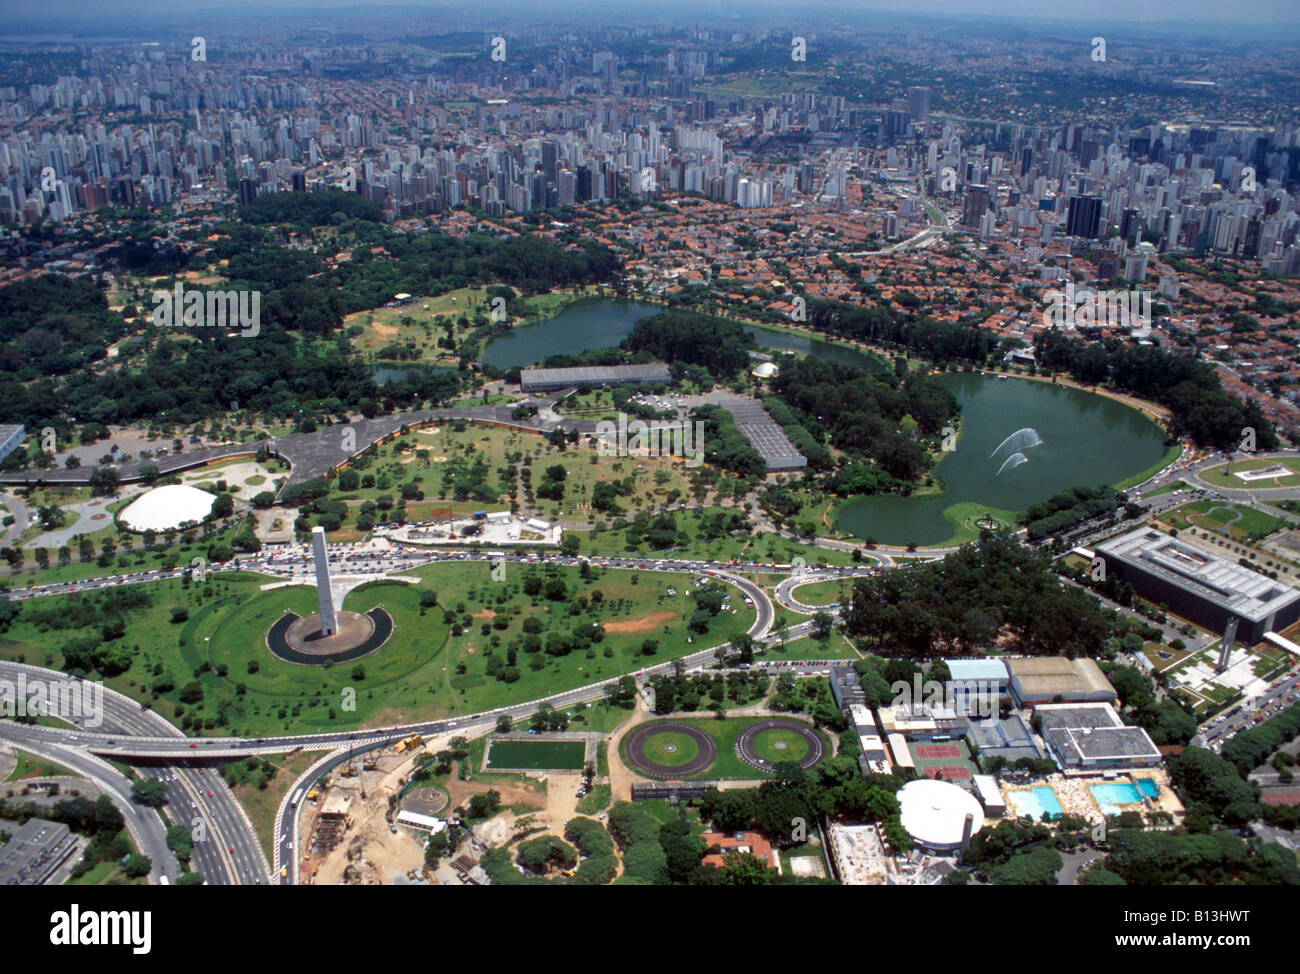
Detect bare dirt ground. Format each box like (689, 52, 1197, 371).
(538, 771, 584, 832)
(252, 507, 295, 543)
(605, 696, 649, 802)
(442, 775, 544, 815)
(604, 611, 678, 633)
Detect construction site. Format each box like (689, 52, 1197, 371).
(298, 734, 433, 886)
(294, 730, 563, 885)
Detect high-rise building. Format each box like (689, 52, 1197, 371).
(962, 185, 991, 228)
(1066, 195, 1103, 239)
(906, 86, 931, 122)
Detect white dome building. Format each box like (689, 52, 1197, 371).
(898, 778, 985, 853)
(750, 361, 780, 379)
(120, 484, 217, 532)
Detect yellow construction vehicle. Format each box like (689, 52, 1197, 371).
(394, 733, 424, 753)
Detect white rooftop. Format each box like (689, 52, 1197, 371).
(898, 779, 984, 850)
(119, 484, 216, 532)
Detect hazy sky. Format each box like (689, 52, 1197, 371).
(0, 0, 1296, 27)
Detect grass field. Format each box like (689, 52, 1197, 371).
(4, 748, 74, 781)
(228, 750, 320, 861)
(576, 784, 612, 814)
(1162, 500, 1287, 543)
(750, 725, 812, 764)
(346, 287, 489, 364)
(0, 561, 755, 737)
(636, 729, 702, 767)
(486, 739, 586, 770)
(761, 633, 860, 661)
(788, 578, 851, 608)
(1198, 456, 1300, 490)
(621, 716, 830, 780)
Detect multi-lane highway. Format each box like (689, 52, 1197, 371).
(0, 722, 176, 884)
(0, 659, 268, 884)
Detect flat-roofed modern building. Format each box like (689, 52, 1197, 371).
(1007, 656, 1116, 707)
(878, 701, 967, 741)
(849, 704, 891, 774)
(1034, 702, 1162, 770)
(971, 774, 1007, 817)
(0, 424, 25, 463)
(519, 363, 671, 393)
(1096, 527, 1300, 644)
(711, 395, 807, 472)
(0, 818, 78, 885)
(945, 658, 1009, 715)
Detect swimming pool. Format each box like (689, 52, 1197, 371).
(1135, 778, 1159, 799)
(1090, 783, 1144, 816)
(1008, 786, 1064, 821)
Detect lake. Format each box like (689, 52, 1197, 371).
(834, 373, 1168, 545)
(480, 298, 1169, 545)
(480, 297, 888, 374)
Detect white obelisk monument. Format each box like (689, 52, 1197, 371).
(311, 525, 339, 636)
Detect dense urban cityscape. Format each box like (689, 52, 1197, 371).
(0, 0, 1296, 943)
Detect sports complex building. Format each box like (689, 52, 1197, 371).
(1035, 703, 1162, 771)
(1006, 656, 1117, 707)
(518, 363, 672, 393)
(1095, 527, 1300, 644)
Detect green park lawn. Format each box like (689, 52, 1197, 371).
(637, 729, 701, 768)
(0, 562, 754, 737)
(4, 749, 74, 781)
(621, 716, 830, 780)
(1163, 500, 1286, 543)
(761, 633, 860, 661)
(1198, 456, 1300, 490)
(788, 577, 851, 608)
(346, 286, 489, 363)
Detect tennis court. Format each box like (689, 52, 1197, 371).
(922, 765, 972, 780)
(915, 743, 961, 760)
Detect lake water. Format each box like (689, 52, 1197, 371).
(480, 298, 1168, 545)
(480, 297, 888, 374)
(834, 372, 1167, 545)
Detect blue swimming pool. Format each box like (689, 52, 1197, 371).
(1008, 786, 1064, 821)
(1090, 783, 1144, 816)
(1135, 778, 1159, 799)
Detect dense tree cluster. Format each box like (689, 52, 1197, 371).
(0, 275, 126, 382)
(842, 538, 1112, 657)
(1105, 827, 1299, 885)
(1168, 746, 1261, 825)
(770, 355, 957, 483)
(1035, 332, 1278, 450)
(1020, 485, 1127, 541)
(805, 298, 999, 364)
(1105, 664, 1198, 746)
(647, 671, 768, 712)
(700, 763, 913, 854)
(623, 311, 756, 377)
(1221, 701, 1300, 776)
(962, 819, 1063, 885)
